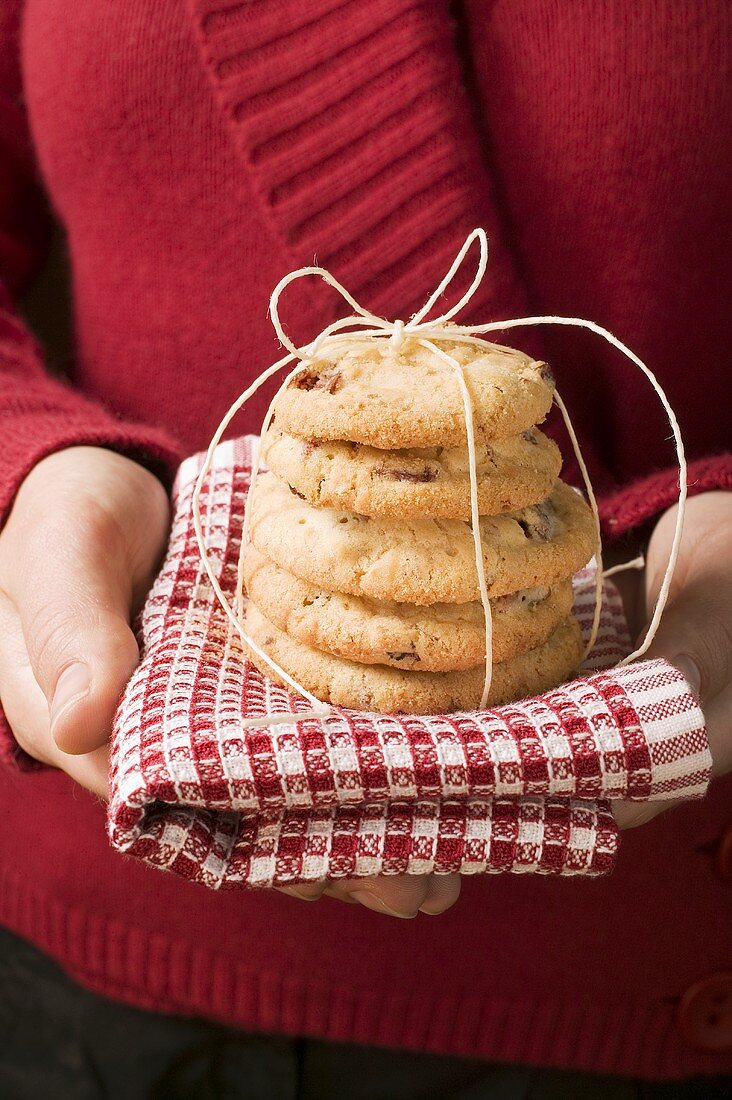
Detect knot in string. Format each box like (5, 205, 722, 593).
(192, 229, 687, 729)
(267, 227, 492, 363)
(388, 319, 406, 352)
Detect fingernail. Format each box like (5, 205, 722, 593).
(349, 890, 418, 919)
(280, 885, 323, 902)
(50, 663, 91, 728)
(673, 654, 701, 697)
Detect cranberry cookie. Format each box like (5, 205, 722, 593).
(262, 427, 561, 519)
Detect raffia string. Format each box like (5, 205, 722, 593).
(192, 229, 687, 730)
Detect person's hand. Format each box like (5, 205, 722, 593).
(286, 492, 731, 907)
(0, 447, 170, 797)
(0, 447, 459, 917)
(612, 490, 732, 829)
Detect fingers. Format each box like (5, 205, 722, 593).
(643, 579, 732, 702)
(612, 799, 667, 831)
(60, 743, 110, 799)
(279, 873, 461, 918)
(642, 491, 732, 779)
(0, 594, 109, 797)
(278, 883, 328, 903)
(644, 492, 732, 694)
(645, 492, 732, 598)
(327, 875, 432, 918)
(0, 448, 170, 757)
(644, 496, 732, 699)
(0, 497, 141, 755)
(417, 872, 462, 914)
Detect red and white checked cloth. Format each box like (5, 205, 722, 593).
(108, 438, 711, 888)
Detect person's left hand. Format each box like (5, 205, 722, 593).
(612, 490, 732, 829)
(290, 493, 732, 900)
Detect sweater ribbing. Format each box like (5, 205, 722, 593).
(190, 0, 531, 322)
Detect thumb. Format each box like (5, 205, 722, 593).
(643, 575, 732, 780)
(615, 582, 732, 828)
(644, 575, 732, 704)
(11, 511, 140, 755)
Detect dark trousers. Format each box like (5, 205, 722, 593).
(0, 927, 728, 1100)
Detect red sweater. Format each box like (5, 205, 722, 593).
(1, 0, 731, 1079)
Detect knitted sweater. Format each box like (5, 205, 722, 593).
(1, 0, 730, 1079)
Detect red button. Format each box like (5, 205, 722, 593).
(715, 826, 732, 880)
(678, 973, 732, 1052)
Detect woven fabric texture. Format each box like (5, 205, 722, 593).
(108, 438, 711, 888)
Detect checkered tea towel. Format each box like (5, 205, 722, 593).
(108, 437, 711, 888)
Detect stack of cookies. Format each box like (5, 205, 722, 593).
(244, 338, 596, 714)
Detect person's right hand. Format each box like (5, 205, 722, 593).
(0, 447, 460, 917)
(0, 446, 171, 797)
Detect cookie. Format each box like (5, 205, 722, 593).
(245, 604, 583, 714)
(262, 427, 562, 519)
(248, 472, 596, 605)
(272, 336, 554, 448)
(243, 546, 574, 672)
